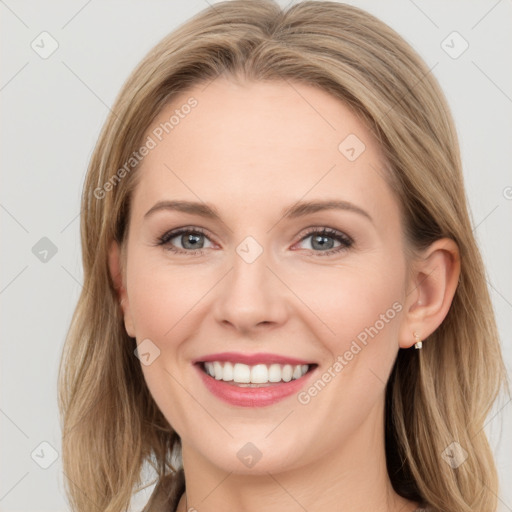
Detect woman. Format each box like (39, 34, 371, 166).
(58, 1, 509, 511)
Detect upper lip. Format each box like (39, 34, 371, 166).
(193, 352, 315, 366)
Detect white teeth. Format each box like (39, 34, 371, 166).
(213, 361, 223, 380)
(233, 363, 251, 383)
(203, 361, 310, 384)
(281, 364, 292, 382)
(250, 364, 268, 384)
(206, 362, 215, 378)
(268, 364, 282, 383)
(221, 361, 233, 381)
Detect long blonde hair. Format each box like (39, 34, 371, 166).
(58, 1, 509, 511)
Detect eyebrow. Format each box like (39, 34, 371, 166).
(144, 199, 373, 223)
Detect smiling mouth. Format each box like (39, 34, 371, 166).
(197, 361, 318, 387)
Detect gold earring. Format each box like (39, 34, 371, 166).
(413, 332, 422, 349)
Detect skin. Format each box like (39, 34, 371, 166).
(109, 76, 460, 512)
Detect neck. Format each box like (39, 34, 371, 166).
(176, 400, 419, 512)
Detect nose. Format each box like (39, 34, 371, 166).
(212, 244, 290, 335)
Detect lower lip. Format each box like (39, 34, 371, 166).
(194, 363, 317, 407)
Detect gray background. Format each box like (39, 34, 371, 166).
(1, 1, 511, 511)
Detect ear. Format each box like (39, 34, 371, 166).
(108, 240, 136, 338)
(398, 238, 461, 349)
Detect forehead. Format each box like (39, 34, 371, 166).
(132, 77, 393, 221)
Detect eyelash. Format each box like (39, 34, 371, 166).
(156, 226, 354, 257)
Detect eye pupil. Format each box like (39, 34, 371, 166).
(182, 233, 203, 249)
(312, 234, 334, 250)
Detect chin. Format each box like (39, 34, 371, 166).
(195, 437, 306, 476)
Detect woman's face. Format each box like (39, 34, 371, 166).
(117, 77, 412, 474)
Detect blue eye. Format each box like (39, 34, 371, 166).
(156, 226, 353, 256)
(157, 227, 213, 255)
(296, 227, 353, 256)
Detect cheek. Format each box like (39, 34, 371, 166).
(293, 264, 406, 410)
(126, 252, 210, 430)
(297, 262, 404, 344)
(294, 266, 404, 428)
(127, 269, 172, 338)
(126, 250, 213, 339)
